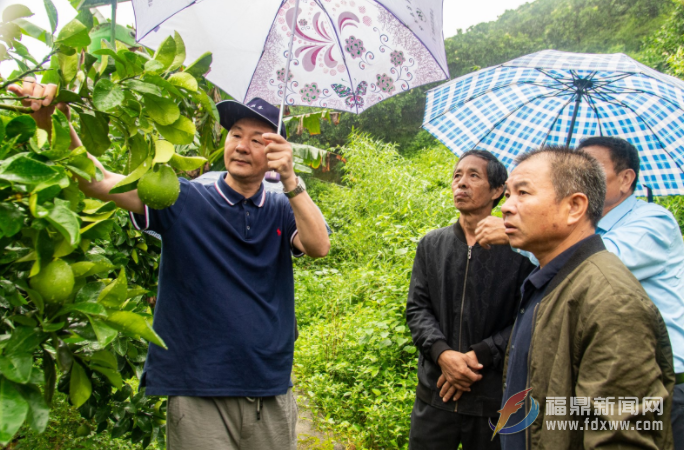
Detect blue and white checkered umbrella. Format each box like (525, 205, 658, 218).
(423, 50, 684, 196)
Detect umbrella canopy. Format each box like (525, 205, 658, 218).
(423, 50, 684, 196)
(131, 0, 449, 114)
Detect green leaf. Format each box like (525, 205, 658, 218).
(58, 50, 78, 84)
(80, 219, 114, 240)
(90, 351, 117, 370)
(5, 116, 36, 143)
(155, 115, 196, 145)
(16, 384, 48, 434)
(143, 59, 165, 76)
(193, 90, 219, 121)
(79, 112, 110, 156)
(45, 198, 81, 246)
(110, 156, 153, 194)
(53, 89, 82, 104)
(55, 19, 90, 48)
(69, 362, 91, 408)
(3, 327, 45, 356)
(43, 0, 58, 33)
(89, 318, 118, 348)
(105, 311, 167, 349)
(40, 109, 71, 160)
(0, 153, 57, 186)
(123, 79, 162, 97)
(168, 31, 186, 71)
(153, 140, 175, 163)
(56, 302, 107, 318)
(42, 352, 55, 405)
(127, 134, 149, 173)
(90, 365, 122, 389)
(93, 78, 124, 111)
(70, 261, 94, 278)
(168, 72, 197, 92)
(184, 51, 212, 77)
(302, 113, 322, 135)
(0, 354, 32, 384)
(13, 19, 49, 45)
(153, 35, 176, 70)
(3, 5, 33, 22)
(0, 203, 25, 238)
(98, 269, 127, 308)
(66, 147, 97, 181)
(0, 377, 29, 445)
(169, 154, 207, 171)
(143, 94, 180, 126)
(75, 282, 105, 303)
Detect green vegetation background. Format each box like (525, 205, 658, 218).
(13, 0, 684, 448)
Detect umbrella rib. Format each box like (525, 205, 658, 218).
(458, 81, 566, 106)
(468, 91, 565, 151)
(540, 95, 576, 148)
(135, 1, 200, 42)
(600, 84, 684, 114)
(596, 91, 684, 176)
(585, 93, 603, 136)
(314, 0, 359, 113)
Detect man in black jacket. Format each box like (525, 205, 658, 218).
(406, 150, 535, 450)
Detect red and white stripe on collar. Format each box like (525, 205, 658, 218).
(214, 180, 266, 207)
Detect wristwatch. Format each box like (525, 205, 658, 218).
(283, 177, 306, 199)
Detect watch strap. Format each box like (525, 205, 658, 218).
(284, 177, 305, 198)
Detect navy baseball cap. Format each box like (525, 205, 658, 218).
(216, 98, 287, 139)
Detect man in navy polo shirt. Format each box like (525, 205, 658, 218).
(17, 79, 330, 450)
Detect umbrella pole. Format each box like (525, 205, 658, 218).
(566, 94, 581, 147)
(278, 0, 301, 135)
(111, 0, 117, 45)
(266, 0, 301, 183)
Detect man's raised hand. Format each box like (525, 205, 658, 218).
(7, 79, 65, 129)
(475, 216, 509, 249)
(263, 132, 296, 190)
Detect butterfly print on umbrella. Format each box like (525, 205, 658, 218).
(332, 81, 368, 108)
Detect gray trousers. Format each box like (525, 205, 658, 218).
(167, 388, 297, 450)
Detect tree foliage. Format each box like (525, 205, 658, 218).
(0, 3, 218, 447)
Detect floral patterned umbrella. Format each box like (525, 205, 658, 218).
(131, 0, 449, 115)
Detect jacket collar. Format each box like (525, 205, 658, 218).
(544, 234, 605, 295)
(597, 194, 638, 233)
(214, 172, 266, 207)
(452, 220, 466, 243)
(451, 218, 483, 247)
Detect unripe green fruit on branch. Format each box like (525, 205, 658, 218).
(138, 165, 181, 210)
(29, 259, 75, 305)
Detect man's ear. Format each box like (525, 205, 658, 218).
(618, 168, 637, 195)
(565, 193, 590, 226)
(490, 185, 504, 204)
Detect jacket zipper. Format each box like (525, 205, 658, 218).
(525, 302, 540, 450)
(455, 245, 472, 412)
(458, 246, 472, 353)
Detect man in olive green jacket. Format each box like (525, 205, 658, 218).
(497, 146, 674, 450)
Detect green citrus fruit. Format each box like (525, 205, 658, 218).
(30, 259, 75, 305)
(75, 424, 91, 437)
(137, 165, 180, 210)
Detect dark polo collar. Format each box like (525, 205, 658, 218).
(214, 172, 266, 207)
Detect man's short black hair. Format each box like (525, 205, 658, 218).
(516, 146, 606, 227)
(576, 136, 640, 193)
(455, 149, 508, 207)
